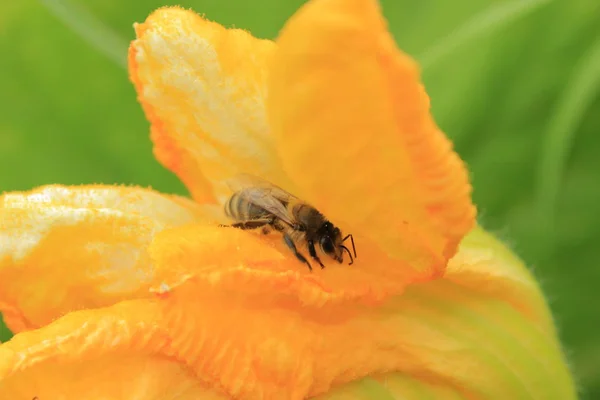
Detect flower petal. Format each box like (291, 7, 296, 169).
(147, 225, 287, 296)
(0, 184, 211, 332)
(148, 232, 575, 399)
(2, 227, 572, 399)
(0, 356, 219, 400)
(315, 374, 465, 400)
(0, 271, 575, 399)
(268, 0, 476, 277)
(446, 226, 557, 333)
(0, 301, 225, 399)
(129, 7, 290, 204)
(148, 224, 416, 306)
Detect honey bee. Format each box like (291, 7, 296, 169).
(220, 174, 356, 271)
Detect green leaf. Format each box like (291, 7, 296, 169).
(535, 36, 600, 241)
(417, 0, 552, 70)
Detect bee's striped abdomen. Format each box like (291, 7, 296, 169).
(224, 192, 268, 222)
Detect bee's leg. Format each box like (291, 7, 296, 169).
(220, 219, 271, 230)
(307, 240, 325, 269)
(283, 234, 312, 271)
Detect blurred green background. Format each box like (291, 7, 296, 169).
(1, 0, 598, 397)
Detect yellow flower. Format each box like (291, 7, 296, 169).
(0, 0, 576, 398)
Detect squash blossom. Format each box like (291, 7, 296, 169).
(0, 0, 577, 399)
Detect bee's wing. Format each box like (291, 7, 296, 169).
(226, 174, 299, 202)
(226, 174, 298, 227)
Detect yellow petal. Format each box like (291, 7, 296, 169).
(0, 356, 220, 400)
(0, 301, 225, 399)
(145, 227, 575, 399)
(315, 374, 465, 400)
(446, 226, 557, 332)
(149, 224, 415, 306)
(268, 0, 476, 278)
(0, 184, 210, 332)
(147, 225, 287, 296)
(0, 229, 575, 399)
(129, 7, 290, 204)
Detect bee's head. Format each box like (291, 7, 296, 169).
(318, 222, 356, 265)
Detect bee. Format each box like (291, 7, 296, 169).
(220, 174, 356, 271)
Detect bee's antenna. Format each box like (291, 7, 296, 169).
(342, 234, 357, 258)
(341, 245, 354, 265)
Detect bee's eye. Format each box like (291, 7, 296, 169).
(320, 236, 335, 254)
